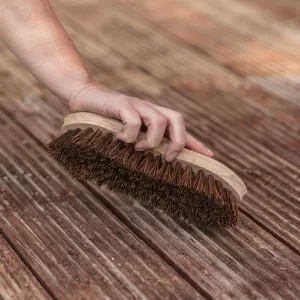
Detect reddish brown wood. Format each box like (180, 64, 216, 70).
(1, 47, 300, 300)
(53, 5, 300, 251)
(1, 0, 300, 299)
(0, 110, 203, 300)
(0, 234, 51, 300)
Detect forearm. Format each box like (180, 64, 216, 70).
(0, 0, 213, 159)
(0, 0, 91, 103)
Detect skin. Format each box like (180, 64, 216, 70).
(0, 0, 214, 161)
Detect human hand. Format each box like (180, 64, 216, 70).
(0, 0, 213, 161)
(69, 83, 214, 161)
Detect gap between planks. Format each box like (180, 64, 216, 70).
(56, 0, 300, 107)
(0, 80, 300, 299)
(0, 92, 214, 300)
(0, 37, 299, 256)
(0, 230, 55, 300)
(52, 10, 300, 252)
(0, 107, 209, 299)
(0, 4, 300, 298)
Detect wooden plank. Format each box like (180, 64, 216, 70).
(1, 2, 300, 299)
(55, 5, 300, 127)
(0, 234, 52, 300)
(1, 85, 300, 300)
(0, 40, 300, 300)
(57, 0, 300, 70)
(0, 110, 202, 299)
(126, 0, 300, 105)
(238, 0, 300, 25)
(98, 189, 300, 299)
(46, 5, 300, 251)
(3, 9, 300, 251)
(68, 0, 300, 105)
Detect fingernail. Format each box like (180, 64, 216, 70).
(116, 130, 124, 140)
(135, 145, 146, 151)
(166, 151, 179, 162)
(206, 149, 214, 156)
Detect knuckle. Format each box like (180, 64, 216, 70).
(174, 112, 184, 122)
(155, 115, 167, 127)
(129, 118, 142, 128)
(118, 94, 134, 105)
(119, 97, 131, 107)
(119, 131, 136, 143)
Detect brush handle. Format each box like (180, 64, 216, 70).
(62, 112, 247, 201)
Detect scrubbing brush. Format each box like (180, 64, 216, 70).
(48, 112, 247, 229)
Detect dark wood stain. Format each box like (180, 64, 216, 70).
(0, 234, 51, 300)
(0, 0, 300, 299)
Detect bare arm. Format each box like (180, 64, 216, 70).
(0, 0, 213, 160)
(0, 0, 90, 103)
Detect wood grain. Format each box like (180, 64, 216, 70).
(51, 6, 300, 252)
(0, 234, 51, 300)
(0, 0, 300, 299)
(0, 110, 202, 300)
(0, 43, 300, 300)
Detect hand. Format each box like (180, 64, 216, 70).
(69, 82, 214, 161)
(0, 0, 213, 161)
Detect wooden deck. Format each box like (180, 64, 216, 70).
(1, 0, 300, 299)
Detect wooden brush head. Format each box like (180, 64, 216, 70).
(62, 112, 247, 202)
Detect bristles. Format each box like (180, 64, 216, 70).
(48, 129, 239, 229)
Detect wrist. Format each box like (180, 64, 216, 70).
(54, 69, 95, 107)
(68, 81, 125, 114)
(68, 79, 98, 111)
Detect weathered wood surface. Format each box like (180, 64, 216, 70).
(0, 234, 51, 300)
(0, 0, 300, 299)
(54, 0, 300, 251)
(0, 108, 203, 300)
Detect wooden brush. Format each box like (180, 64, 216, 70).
(48, 112, 247, 229)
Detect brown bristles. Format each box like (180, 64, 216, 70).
(48, 128, 239, 229)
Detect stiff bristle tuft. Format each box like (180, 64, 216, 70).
(48, 128, 239, 228)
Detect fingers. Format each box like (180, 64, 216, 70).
(164, 112, 186, 161)
(147, 105, 186, 161)
(148, 103, 214, 160)
(116, 102, 142, 143)
(186, 134, 214, 157)
(70, 84, 213, 160)
(134, 101, 167, 150)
